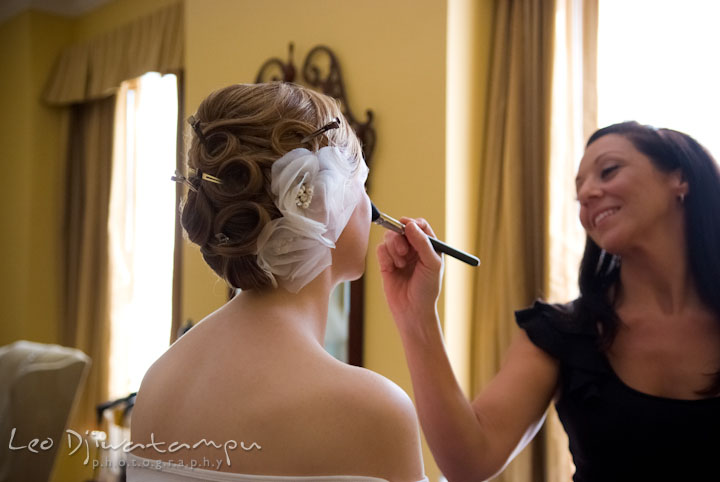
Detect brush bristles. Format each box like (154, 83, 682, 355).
(370, 202, 381, 222)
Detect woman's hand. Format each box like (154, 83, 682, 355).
(376, 218, 444, 332)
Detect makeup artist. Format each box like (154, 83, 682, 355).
(377, 122, 720, 481)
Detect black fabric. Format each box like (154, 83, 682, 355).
(515, 300, 720, 482)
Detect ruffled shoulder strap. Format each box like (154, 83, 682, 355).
(515, 300, 607, 375)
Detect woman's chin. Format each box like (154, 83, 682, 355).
(591, 232, 625, 255)
(346, 265, 366, 282)
(596, 241, 624, 257)
(333, 262, 365, 285)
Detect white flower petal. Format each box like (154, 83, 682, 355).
(256, 146, 368, 292)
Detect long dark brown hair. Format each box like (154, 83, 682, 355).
(575, 121, 720, 396)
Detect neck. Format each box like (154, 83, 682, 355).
(229, 269, 338, 346)
(615, 227, 699, 315)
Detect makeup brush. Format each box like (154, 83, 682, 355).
(371, 203, 480, 266)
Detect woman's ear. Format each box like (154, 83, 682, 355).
(670, 169, 689, 200)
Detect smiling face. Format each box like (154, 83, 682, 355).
(575, 134, 688, 255)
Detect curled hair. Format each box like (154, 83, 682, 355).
(180, 82, 363, 291)
(575, 121, 720, 395)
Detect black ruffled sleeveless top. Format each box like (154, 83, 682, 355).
(515, 300, 720, 482)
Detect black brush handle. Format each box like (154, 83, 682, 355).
(370, 202, 480, 266)
(428, 237, 480, 266)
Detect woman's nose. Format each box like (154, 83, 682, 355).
(576, 179, 601, 205)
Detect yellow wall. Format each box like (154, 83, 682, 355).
(0, 3, 177, 481)
(0, 12, 33, 345)
(0, 0, 178, 346)
(184, 1, 449, 477)
(0, 10, 72, 346)
(445, 0, 494, 395)
(0, 0, 495, 480)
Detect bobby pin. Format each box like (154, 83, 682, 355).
(301, 117, 341, 143)
(195, 169, 223, 186)
(187, 115, 207, 144)
(171, 170, 198, 192)
(215, 233, 231, 246)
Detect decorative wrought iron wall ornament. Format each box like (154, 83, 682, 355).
(255, 43, 297, 83)
(255, 43, 373, 368)
(256, 43, 376, 176)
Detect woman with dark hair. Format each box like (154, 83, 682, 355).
(378, 121, 720, 481)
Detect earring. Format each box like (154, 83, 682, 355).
(595, 248, 620, 276)
(595, 249, 608, 275)
(607, 254, 621, 273)
(678, 193, 686, 204)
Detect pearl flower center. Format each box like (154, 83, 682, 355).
(295, 183, 314, 209)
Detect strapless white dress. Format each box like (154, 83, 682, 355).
(125, 453, 429, 482)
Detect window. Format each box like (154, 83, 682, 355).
(107, 72, 178, 400)
(598, 0, 720, 157)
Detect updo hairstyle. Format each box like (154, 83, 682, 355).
(180, 82, 363, 291)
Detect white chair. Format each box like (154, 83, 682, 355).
(0, 340, 90, 482)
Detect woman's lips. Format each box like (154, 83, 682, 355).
(593, 207, 620, 228)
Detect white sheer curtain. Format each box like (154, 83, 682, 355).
(546, 0, 598, 480)
(597, 0, 720, 158)
(548, 0, 596, 305)
(108, 72, 178, 400)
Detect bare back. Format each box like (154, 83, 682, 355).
(130, 304, 424, 481)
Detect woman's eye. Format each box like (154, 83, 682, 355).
(600, 165, 619, 178)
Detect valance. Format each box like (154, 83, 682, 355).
(44, 3, 183, 105)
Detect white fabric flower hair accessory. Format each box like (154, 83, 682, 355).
(255, 146, 369, 293)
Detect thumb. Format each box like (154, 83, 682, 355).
(405, 221, 442, 269)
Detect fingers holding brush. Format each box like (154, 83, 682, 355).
(401, 217, 437, 239)
(377, 218, 442, 275)
(401, 218, 444, 274)
(372, 202, 479, 266)
(399, 217, 441, 264)
(377, 218, 444, 321)
(378, 231, 408, 271)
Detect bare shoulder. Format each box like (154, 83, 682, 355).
(338, 364, 417, 413)
(309, 364, 425, 481)
(129, 348, 176, 440)
(130, 332, 208, 440)
(130, 320, 425, 479)
(500, 328, 560, 380)
(342, 365, 420, 433)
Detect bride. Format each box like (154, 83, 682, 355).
(128, 82, 427, 482)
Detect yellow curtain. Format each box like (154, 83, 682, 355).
(171, 72, 186, 344)
(61, 97, 116, 432)
(470, 0, 598, 480)
(47, 3, 184, 434)
(545, 0, 598, 479)
(471, 0, 555, 480)
(44, 2, 183, 105)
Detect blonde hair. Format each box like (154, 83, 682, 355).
(181, 82, 363, 290)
